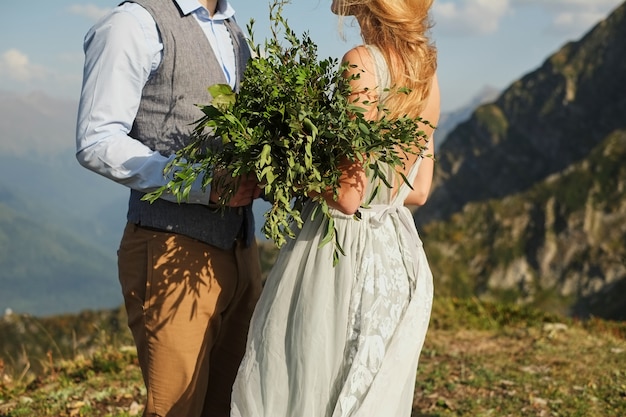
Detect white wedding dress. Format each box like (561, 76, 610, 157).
(231, 46, 434, 417)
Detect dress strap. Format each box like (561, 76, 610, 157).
(363, 45, 391, 101)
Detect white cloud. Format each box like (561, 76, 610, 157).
(433, 0, 511, 36)
(0, 49, 48, 82)
(67, 4, 111, 21)
(511, 0, 622, 35)
(431, 0, 621, 38)
(551, 11, 607, 34)
(516, 0, 619, 8)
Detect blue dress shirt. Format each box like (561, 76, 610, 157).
(76, 0, 240, 204)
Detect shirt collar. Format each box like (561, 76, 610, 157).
(175, 0, 235, 20)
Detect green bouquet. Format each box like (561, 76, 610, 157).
(145, 0, 433, 263)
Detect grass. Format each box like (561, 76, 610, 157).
(1, 297, 625, 417)
(0, 346, 143, 417)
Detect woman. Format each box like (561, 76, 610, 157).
(232, 0, 440, 415)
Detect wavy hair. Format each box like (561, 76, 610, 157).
(337, 0, 437, 118)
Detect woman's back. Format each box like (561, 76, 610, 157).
(355, 44, 435, 207)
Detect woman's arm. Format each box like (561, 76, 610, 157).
(404, 73, 440, 206)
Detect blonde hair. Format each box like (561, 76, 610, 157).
(338, 0, 437, 118)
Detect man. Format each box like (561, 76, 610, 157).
(75, 1, 262, 416)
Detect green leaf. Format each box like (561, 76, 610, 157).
(208, 84, 236, 110)
(198, 104, 223, 119)
(398, 171, 414, 189)
(319, 216, 335, 248)
(260, 144, 272, 166)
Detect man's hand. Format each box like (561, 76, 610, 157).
(210, 172, 262, 207)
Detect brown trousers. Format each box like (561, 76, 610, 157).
(117, 223, 262, 417)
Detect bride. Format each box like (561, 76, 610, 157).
(232, 0, 440, 415)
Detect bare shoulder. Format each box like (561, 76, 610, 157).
(341, 45, 374, 74)
(341, 45, 377, 95)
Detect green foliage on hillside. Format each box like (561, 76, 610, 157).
(422, 131, 626, 319)
(473, 104, 508, 139)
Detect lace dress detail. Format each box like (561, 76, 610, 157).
(231, 45, 434, 417)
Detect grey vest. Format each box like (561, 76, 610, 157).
(124, 0, 254, 249)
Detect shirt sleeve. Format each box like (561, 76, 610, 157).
(75, 3, 212, 205)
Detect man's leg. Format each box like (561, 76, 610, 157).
(203, 238, 263, 416)
(118, 223, 242, 417)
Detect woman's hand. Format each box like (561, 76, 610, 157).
(312, 157, 366, 215)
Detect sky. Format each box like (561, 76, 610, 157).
(0, 0, 622, 112)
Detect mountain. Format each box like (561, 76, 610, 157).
(435, 86, 500, 149)
(0, 91, 129, 248)
(0, 91, 77, 155)
(416, 1, 626, 319)
(0, 196, 121, 316)
(419, 2, 626, 225)
(0, 92, 127, 316)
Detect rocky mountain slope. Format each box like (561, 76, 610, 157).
(417, 1, 626, 319)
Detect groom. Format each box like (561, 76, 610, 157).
(75, 0, 262, 416)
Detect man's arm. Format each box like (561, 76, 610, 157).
(75, 3, 212, 204)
